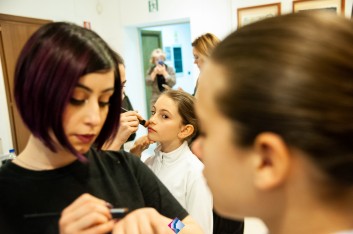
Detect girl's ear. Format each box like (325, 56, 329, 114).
(252, 133, 291, 191)
(178, 124, 194, 140)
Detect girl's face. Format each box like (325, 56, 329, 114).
(193, 47, 206, 70)
(63, 70, 115, 154)
(195, 62, 256, 219)
(148, 95, 184, 146)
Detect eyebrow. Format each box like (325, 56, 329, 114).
(159, 108, 172, 115)
(76, 83, 115, 93)
(152, 106, 172, 114)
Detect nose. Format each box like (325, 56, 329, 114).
(148, 113, 157, 125)
(84, 100, 102, 127)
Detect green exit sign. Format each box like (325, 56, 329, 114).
(149, 0, 158, 12)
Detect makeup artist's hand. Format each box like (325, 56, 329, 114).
(59, 193, 114, 234)
(103, 111, 142, 151)
(112, 208, 173, 234)
(130, 135, 155, 157)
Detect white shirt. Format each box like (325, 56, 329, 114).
(144, 141, 213, 234)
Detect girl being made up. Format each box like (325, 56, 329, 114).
(144, 90, 213, 234)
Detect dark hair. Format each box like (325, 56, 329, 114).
(15, 22, 121, 158)
(112, 50, 125, 66)
(192, 33, 220, 57)
(212, 12, 353, 186)
(162, 90, 198, 141)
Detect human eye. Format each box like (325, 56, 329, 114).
(161, 114, 169, 119)
(98, 101, 110, 107)
(151, 110, 156, 115)
(98, 95, 112, 108)
(70, 90, 88, 106)
(69, 98, 86, 106)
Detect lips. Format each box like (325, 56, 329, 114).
(148, 127, 156, 133)
(75, 134, 95, 144)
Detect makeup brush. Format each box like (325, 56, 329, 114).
(121, 107, 148, 127)
(24, 208, 129, 219)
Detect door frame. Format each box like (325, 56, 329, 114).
(140, 30, 162, 118)
(0, 14, 51, 153)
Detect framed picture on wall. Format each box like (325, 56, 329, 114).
(237, 3, 281, 28)
(293, 0, 345, 15)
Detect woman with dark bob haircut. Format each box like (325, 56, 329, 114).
(194, 12, 353, 234)
(0, 22, 203, 234)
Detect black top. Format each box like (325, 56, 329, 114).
(121, 93, 136, 142)
(0, 149, 188, 234)
(213, 211, 244, 234)
(149, 64, 168, 92)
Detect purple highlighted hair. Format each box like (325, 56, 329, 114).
(14, 22, 121, 158)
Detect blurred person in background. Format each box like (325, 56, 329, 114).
(146, 48, 176, 110)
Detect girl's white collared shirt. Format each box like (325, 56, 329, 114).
(144, 141, 213, 234)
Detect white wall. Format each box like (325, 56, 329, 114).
(231, 0, 353, 27)
(119, 0, 232, 39)
(118, 0, 233, 138)
(0, 0, 122, 50)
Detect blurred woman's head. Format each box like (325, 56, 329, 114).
(196, 12, 353, 221)
(150, 48, 166, 65)
(192, 33, 220, 70)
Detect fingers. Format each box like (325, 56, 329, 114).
(162, 84, 171, 90)
(130, 135, 153, 156)
(137, 135, 153, 148)
(61, 194, 109, 216)
(112, 208, 173, 234)
(80, 220, 115, 234)
(121, 111, 147, 128)
(61, 212, 111, 233)
(120, 112, 140, 125)
(59, 194, 113, 234)
(119, 112, 140, 134)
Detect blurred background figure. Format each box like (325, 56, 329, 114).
(103, 54, 146, 151)
(121, 59, 137, 143)
(195, 12, 353, 234)
(190, 33, 220, 158)
(191, 35, 245, 234)
(146, 48, 176, 110)
(191, 33, 220, 96)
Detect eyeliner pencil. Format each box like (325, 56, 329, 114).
(121, 107, 148, 127)
(24, 208, 129, 219)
